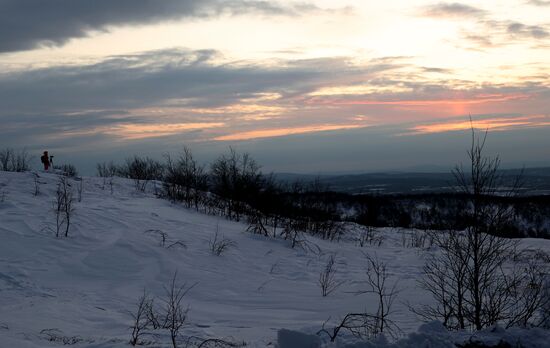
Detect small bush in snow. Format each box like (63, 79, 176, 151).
(209, 227, 236, 256)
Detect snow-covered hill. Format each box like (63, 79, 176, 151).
(0, 171, 548, 347)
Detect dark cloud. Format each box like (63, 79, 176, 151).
(0, 48, 398, 115)
(507, 22, 549, 39)
(420, 2, 486, 18)
(460, 20, 550, 49)
(0, 0, 317, 53)
(422, 67, 453, 74)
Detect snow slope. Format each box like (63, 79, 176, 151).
(0, 171, 548, 347)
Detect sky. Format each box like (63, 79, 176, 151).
(0, 0, 549, 174)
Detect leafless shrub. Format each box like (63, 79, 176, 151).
(318, 254, 400, 342)
(269, 261, 280, 274)
(146, 229, 169, 247)
(128, 275, 196, 347)
(97, 161, 118, 190)
(160, 273, 196, 348)
(317, 313, 396, 342)
(401, 229, 429, 249)
(356, 226, 384, 247)
(53, 176, 75, 237)
(121, 156, 164, 192)
(167, 241, 188, 249)
(164, 147, 208, 210)
(129, 290, 154, 346)
(209, 227, 236, 256)
(280, 219, 308, 249)
(246, 210, 270, 237)
(319, 254, 345, 297)
(502, 262, 550, 328)
(356, 253, 400, 337)
(39, 329, 88, 345)
(53, 180, 65, 238)
(145, 229, 187, 250)
(54, 163, 78, 177)
(0, 148, 31, 172)
(196, 338, 247, 347)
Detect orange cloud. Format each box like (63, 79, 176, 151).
(214, 124, 367, 141)
(407, 115, 550, 135)
(326, 93, 530, 106)
(107, 122, 225, 140)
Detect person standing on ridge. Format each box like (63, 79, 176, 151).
(41, 151, 51, 171)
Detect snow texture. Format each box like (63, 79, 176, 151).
(0, 170, 548, 347)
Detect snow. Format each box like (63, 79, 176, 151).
(0, 170, 549, 347)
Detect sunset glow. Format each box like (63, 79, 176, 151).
(214, 124, 367, 141)
(107, 123, 225, 140)
(408, 115, 550, 135)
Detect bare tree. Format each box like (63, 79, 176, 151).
(415, 125, 550, 331)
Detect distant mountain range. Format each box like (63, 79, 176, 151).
(274, 167, 550, 195)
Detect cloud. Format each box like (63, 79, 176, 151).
(214, 124, 367, 141)
(0, 48, 401, 149)
(406, 114, 550, 135)
(507, 22, 549, 39)
(1, 47, 548, 163)
(419, 2, 486, 18)
(528, 0, 550, 6)
(0, 0, 318, 53)
(460, 20, 550, 49)
(0, 48, 398, 115)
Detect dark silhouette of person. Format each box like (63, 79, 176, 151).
(41, 151, 51, 170)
